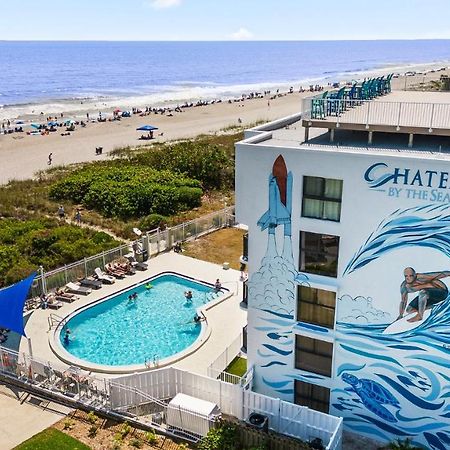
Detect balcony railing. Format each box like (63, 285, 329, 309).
(303, 98, 450, 131)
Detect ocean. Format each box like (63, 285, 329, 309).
(1, 40, 450, 119)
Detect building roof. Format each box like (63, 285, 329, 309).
(238, 90, 450, 160)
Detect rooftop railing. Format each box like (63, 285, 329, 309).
(303, 97, 450, 131)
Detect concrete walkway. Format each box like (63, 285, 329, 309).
(0, 383, 72, 450)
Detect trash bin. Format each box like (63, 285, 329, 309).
(142, 249, 148, 262)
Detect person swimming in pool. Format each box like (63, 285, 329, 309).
(398, 267, 450, 323)
(63, 328, 71, 346)
(193, 311, 206, 323)
(184, 290, 193, 301)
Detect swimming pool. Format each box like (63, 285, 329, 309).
(57, 273, 224, 368)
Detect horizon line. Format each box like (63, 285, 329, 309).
(2, 38, 450, 43)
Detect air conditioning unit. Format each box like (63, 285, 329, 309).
(246, 412, 269, 433)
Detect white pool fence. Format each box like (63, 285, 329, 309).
(27, 206, 236, 301)
(207, 332, 244, 384)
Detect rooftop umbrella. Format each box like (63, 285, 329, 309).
(136, 125, 158, 131)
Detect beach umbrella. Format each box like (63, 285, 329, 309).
(136, 125, 158, 131)
(48, 121, 58, 127)
(64, 119, 75, 126)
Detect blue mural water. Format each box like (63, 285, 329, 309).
(336, 203, 450, 449)
(345, 204, 450, 275)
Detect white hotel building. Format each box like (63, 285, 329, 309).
(236, 90, 450, 449)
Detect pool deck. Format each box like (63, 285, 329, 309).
(14, 252, 247, 378)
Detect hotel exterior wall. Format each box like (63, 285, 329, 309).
(236, 139, 450, 448)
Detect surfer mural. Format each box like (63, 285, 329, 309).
(334, 203, 450, 449)
(248, 155, 298, 399)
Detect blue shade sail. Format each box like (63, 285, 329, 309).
(0, 273, 36, 337)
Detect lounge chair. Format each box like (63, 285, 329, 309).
(65, 282, 92, 296)
(46, 295, 63, 310)
(126, 255, 148, 271)
(55, 289, 78, 303)
(80, 278, 103, 290)
(94, 267, 116, 284)
(105, 264, 126, 279)
(113, 262, 136, 275)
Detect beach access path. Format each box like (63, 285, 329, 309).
(0, 93, 304, 185)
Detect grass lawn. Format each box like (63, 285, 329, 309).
(14, 428, 90, 450)
(182, 227, 246, 270)
(226, 356, 247, 377)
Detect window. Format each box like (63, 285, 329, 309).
(295, 380, 330, 413)
(302, 176, 343, 221)
(297, 286, 336, 329)
(295, 335, 333, 377)
(299, 232, 339, 277)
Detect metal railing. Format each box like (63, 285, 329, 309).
(27, 206, 236, 301)
(207, 332, 244, 384)
(303, 98, 450, 131)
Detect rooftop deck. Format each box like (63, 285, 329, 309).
(302, 91, 450, 137)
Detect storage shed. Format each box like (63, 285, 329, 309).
(166, 393, 221, 437)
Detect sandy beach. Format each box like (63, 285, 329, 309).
(1, 66, 449, 186)
(0, 92, 305, 184)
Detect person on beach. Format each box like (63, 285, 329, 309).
(58, 205, 65, 220)
(48, 152, 53, 165)
(74, 209, 82, 224)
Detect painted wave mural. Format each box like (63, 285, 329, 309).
(335, 203, 450, 449)
(250, 155, 450, 448)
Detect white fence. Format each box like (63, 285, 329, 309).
(28, 206, 236, 300)
(0, 344, 342, 448)
(115, 367, 342, 450)
(207, 332, 243, 383)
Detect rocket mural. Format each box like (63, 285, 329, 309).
(258, 155, 293, 237)
(249, 155, 298, 399)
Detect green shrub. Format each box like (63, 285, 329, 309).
(62, 418, 75, 430)
(133, 140, 234, 190)
(50, 166, 203, 219)
(88, 424, 98, 438)
(145, 429, 158, 445)
(198, 422, 238, 450)
(385, 438, 422, 450)
(130, 438, 142, 448)
(139, 214, 168, 231)
(0, 218, 120, 287)
(118, 422, 132, 439)
(87, 411, 99, 424)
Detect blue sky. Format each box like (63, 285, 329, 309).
(1, 0, 449, 41)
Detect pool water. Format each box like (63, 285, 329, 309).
(61, 274, 222, 366)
